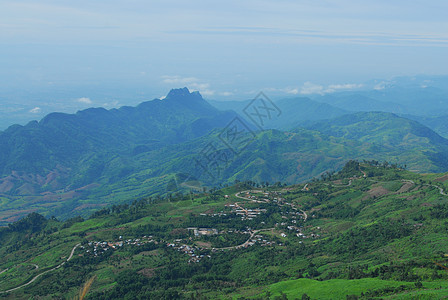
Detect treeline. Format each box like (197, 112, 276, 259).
(325, 219, 413, 257)
(8, 212, 48, 233)
(323, 260, 442, 281)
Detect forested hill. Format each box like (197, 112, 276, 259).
(2, 95, 448, 223)
(2, 161, 448, 299)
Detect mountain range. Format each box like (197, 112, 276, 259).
(1, 87, 448, 224)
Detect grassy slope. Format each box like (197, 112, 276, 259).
(2, 163, 448, 299)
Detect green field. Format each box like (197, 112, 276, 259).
(263, 278, 448, 299)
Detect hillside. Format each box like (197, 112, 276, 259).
(404, 114, 448, 139)
(303, 112, 448, 172)
(2, 162, 448, 299)
(2, 107, 448, 224)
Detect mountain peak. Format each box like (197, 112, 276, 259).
(165, 87, 203, 102)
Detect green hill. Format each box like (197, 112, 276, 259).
(303, 112, 448, 172)
(2, 161, 448, 299)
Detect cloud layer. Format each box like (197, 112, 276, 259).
(77, 97, 92, 104)
(29, 107, 41, 114)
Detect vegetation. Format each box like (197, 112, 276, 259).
(2, 91, 448, 225)
(1, 162, 448, 299)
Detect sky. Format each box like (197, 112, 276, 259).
(0, 0, 447, 128)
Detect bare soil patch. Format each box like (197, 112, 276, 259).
(196, 241, 212, 248)
(367, 185, 390, 197)
(396, 182, 413, 193)
(138, 266, 164, 278)
(435, 174, 448, 182)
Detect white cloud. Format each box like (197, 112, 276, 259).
(162, 75, 200, 85)
(300, 82, 363, 95)
(220, 91, 234, 96)
(373, 81, 387, 90)
(284, 88, 299, 95)
(300, 82, 325, 95)
(77, 97, 92, 104)
(190, 82, 210, 91)
(102, 100, 119, 108)
(29, 107, 41, 114)
(200, 89, 215, 97)
(262, 87, 300, 95)
(327, 83, 363, 90)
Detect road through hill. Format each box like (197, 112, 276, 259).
(0, 243, 81, 294)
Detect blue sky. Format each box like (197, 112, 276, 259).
(0, 0, 447, 127)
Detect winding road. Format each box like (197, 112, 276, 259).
(300, 209, 308, 221)
(211, 228, 275, 251)
(432, 184, 447, 196)
(0, 243, 81, 294)
(400, 179, 447, 196)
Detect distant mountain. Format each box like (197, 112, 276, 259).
(210, 96, 348, 129)
(312, 83, 448, 117)
(363, 86, 448, 116)
(313, 94, 406, 113)
(0, 88, 235, 177)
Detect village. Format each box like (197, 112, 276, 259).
(231, 190, 321, 239)
(81, 235, 157, 257)
(80, 189, 322, 263)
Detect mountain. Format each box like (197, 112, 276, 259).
(210, 96, 348, 129)
(311, 81, 448, 117)
(363, 86, 448, 116)
(0, 88, 238, 221)
(165, 112, 448, 186)
(0, 88, 236, 178)
(2, 162, 448, 299)
(2, 97, 448, 225)
(302, 112, 448, 171)
(313, 94, 406, 113)
(403, 114, 448, 139)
